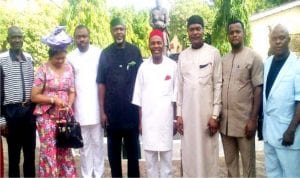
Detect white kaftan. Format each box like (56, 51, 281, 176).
(68, 45, 104, 178)
(177, 43, 222, 177)
(132, 56, 177, 151)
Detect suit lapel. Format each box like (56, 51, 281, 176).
(264, 56, 272, 101)
(267, 53, 294, 100)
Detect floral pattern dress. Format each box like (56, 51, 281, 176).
(33, 63, 76, 177)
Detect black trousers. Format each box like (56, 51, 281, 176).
(5, 105, 36, 177)
(107, 127, 140, 178)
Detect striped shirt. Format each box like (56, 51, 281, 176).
(0, 50, 34, 105)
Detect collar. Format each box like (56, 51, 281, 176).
(273, 50, 290, 62)
(9, 49, 26, 62)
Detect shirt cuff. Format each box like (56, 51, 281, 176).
(212, 105, 220, 118)
(176, 105, 182, 117)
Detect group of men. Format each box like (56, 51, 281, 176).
(0, 13, 299, 178)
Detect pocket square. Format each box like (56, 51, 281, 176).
(199, 63, 209, 68)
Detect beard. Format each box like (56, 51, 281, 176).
(116, 38, 124, 44)
(231, 42, 242, 49)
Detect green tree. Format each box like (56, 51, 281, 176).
(211, 0, 253, 55)
(0, 0, 61, 65)
(168, 0, 216, 49)
(59, 0, 111, 49)
(111, 7, 151, 58)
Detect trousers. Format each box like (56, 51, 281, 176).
(107, 127, 140, 177)
(80, 124, 104, 178)
(144, 150, 172, 178)
(264, 142, 300, 178)
(5, 107, 36, 177)
(221, 134, 256, 177)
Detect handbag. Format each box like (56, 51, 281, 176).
(56, 112, 83, 149)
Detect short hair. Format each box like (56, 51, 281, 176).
(227, 19, 244, 31)
(74, 24, 90, 37)
(7, 26, 23, 38)
(187, 15, 204, 28)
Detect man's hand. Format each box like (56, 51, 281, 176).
(245, 118, 257, 139)
(282, 128, 295, 146)
(100, 111, 108, 129)
(0, 125, 8, 137)
(207, 118, 218, 136)
(176, 116, 184, 135)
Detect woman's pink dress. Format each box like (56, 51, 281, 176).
(33, 63, 77, 177)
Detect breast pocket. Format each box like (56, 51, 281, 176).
(198, 63, 212, 85)
(162, 78, 173, 97)
(235, 64, 250, 84)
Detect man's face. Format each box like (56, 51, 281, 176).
(111, 25, 126, 44)
(188, 24, 204, 48)
(269, 26, 290, 56)
(228, 23, 244, 49)
(149, 35, 164, 59)
(7, 28, 23, 51)
(74, 28, 90, 52)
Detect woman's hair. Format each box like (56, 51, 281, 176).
(48, 48, 66, 59)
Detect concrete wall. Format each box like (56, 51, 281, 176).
(250, 5, 300, 60)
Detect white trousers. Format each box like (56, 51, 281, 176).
(80, 124, 104, 178)
(144, 150, 172, 178)
(264, 142, 300, 178)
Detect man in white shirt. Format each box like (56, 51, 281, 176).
(68, 25, 104, 178)
(132, 29, 177, 178)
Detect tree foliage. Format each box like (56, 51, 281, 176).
(0, 0, 61, 65)
(59, 0, 112, 49)
(0, 0, 294, 63)
(110, 7, 151, 58)
(212, 0, 253, 55)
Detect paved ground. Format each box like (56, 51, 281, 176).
(2, 136, 266, 177)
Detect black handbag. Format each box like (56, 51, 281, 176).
(56, 113, 83, 149)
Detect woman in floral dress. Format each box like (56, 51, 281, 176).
(31, 27, 76, 177)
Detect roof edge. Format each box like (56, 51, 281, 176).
(250, 1, 300, 21)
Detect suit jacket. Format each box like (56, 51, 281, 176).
(263, 52, 300, 149)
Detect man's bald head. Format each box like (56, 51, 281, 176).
(7, 26, 24, 51)
(270, 24, 289, 38)
(269, 24, 290, 57)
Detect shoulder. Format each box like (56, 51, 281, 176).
(0, 51, 9, 62)
(90, 45, 102, 53)
(23, 51, 33, 58)
(138, 60, 148, 70)
(126, 42, 140, 51)
(290, 52, 300, 68)
(164, 56, 177, 66)
(101, 44, 114, 54)
(0, 51, 9, 58)
(67, 49, 77, 62)
(204, 43, 220, 54)
(35, 63, 47, 73)
(178, 47, 191, 57)
(244, 47, 262, 61)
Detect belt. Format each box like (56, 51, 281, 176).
(6, 101, 32, 107)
